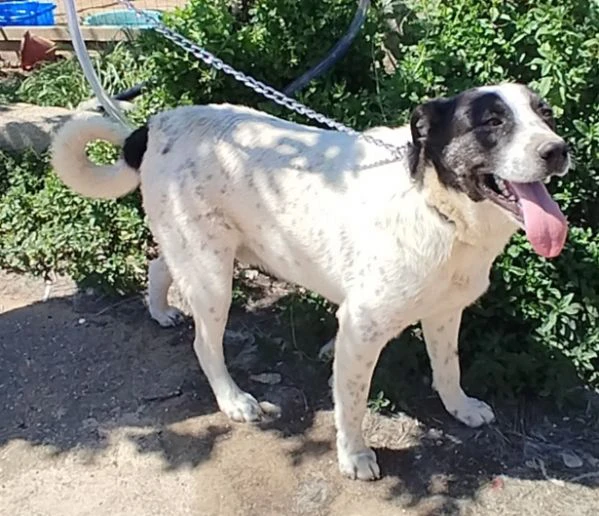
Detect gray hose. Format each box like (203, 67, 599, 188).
(283, 0, 371, 97)
(63, 0, 132, 128)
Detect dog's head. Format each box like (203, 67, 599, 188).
(409, 83, 570, 258)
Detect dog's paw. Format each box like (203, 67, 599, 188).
(150, 306, 184, 327)
(220, 391, 265, 423)
(447, 396, 495, 427)
(338, 447, 381, 481)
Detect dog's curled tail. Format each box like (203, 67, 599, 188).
(51, 115, 145, 199)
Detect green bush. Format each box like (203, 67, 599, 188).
(1, 0, 598, 401)
(0, 149, 150, 294)
(17, 42, 152, 109)
(0, 43, 153, 293)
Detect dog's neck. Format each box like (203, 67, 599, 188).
(363, 124, 517, 253)
(420, 165, 518, 252)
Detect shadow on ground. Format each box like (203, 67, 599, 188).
(1, 271, 598, 515)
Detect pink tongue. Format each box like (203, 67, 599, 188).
(509, 181, 568, 258)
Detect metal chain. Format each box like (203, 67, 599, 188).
(118, 0, 406, 160)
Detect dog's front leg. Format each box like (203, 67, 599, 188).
(421, 310, 495, 427)
(333, 302, 388, 481)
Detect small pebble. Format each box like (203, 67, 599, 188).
(250, 372, 282, 385)
(561, 450, 583, 469)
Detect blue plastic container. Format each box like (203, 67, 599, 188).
(83, 9, 162, 29)
(0, 1, 56, 26)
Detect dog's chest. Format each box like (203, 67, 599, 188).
(421, 241, 494, 314)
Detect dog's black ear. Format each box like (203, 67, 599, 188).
(410, 103, 433, 144)
(409, 98, 452, 178)
(410, 98, 452, 144)
(409, 101, 437, 178)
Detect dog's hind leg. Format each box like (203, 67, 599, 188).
(421, 310, 495, 427)
(190, 252, 267, 422)
(147, 255, 184, 327)
(161, 229, 267, 422)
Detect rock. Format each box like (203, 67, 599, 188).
(0, 103, 74, 153)
(250, 372, 282, 385)
(561, 450, 583, 469)
(318, 337, 335, 361)
(294, 475, 329, 514)
(226, 329, 259, 370)
(0, 100, 135, 154)
(243, 268, 259, 280)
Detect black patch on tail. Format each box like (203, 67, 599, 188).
(123, 125, 148, 170)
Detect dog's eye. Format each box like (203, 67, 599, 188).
(538, 103, 556, 129)
(540, 107, 553, 119)
(483, 117, 503, 127)
(537, 101, 553, 118)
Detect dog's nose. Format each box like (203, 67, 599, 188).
(538, 140, 569, 173)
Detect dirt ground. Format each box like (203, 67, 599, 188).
(1, 269, 598, 516)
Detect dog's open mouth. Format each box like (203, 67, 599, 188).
(477, 174, 569, 259)
(480, 174, 522, 222)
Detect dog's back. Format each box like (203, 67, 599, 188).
(138, 104, 427, 304)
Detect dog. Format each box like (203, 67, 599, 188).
(50, 82, 570, 480)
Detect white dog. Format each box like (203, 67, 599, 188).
(51, 83, 570, 480)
